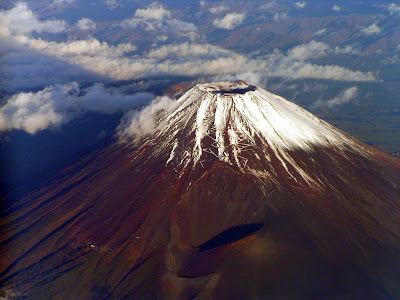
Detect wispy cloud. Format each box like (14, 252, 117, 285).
(212, 12, 246, 30)
(313, 28, 327, 36)
(312, 86, 358, 109)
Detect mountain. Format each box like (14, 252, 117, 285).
(1, 81, 400, 299)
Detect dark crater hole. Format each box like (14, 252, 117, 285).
(211, 85, 257, 95)
(197, 223, 264, 252)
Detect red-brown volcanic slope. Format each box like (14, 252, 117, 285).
(1, 82, 400, 299)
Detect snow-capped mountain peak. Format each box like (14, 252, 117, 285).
(154, 81, 358, 184)
(2, 82, 400, 300)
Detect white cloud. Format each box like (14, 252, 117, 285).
(312, 86, 358, 109)
(295, 2, 306, 9)
(0, 82, 154, 134)
(76, 18, 96, 31)
(0, 2, 67, 34)
(333, 4, 342, 11)
(117, 96, 177, 141)
(361, 23, 381, 35)
(212, 12, 246, 30)
(388, 3, 400, 15)
(273, 12, 288, 21)
(313, 28, 327, 36)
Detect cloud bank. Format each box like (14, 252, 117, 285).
(0, 2, 384, 141)
(0, 3, 377, 94)
(0, 83, 154, 134)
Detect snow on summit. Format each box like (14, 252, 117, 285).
(142, 81, 364, 185)
(160, 82, 348, 154)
